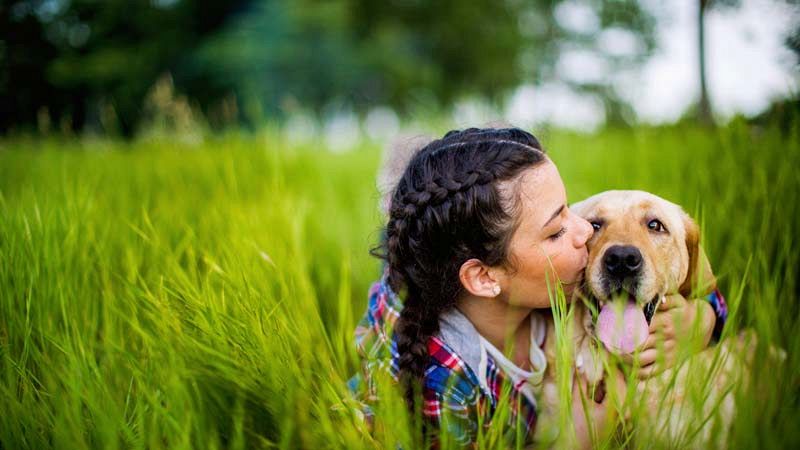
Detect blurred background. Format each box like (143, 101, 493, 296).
(1, 0, 798, 141)
(2, 2, 800, 448)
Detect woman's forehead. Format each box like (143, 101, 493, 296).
(517, 162, 566, 227)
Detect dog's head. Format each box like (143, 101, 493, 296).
(571, 190, 716, 323)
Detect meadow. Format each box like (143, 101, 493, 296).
(1, 119, 799, 449)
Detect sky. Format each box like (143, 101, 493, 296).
(503, 0, 799, 130)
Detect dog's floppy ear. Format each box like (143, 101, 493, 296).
(679, 213, 717, 297)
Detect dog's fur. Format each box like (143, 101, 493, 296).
(535, 190, 756, 447)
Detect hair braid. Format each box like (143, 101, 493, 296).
(373, 127, 548, 407)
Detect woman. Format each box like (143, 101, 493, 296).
(351, 127, 724, 446)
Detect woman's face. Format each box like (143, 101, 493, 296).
(498, 160, 593, 309)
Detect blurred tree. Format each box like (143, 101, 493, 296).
(697, 0, 740, 125)
(786, 2, 800, 66)
(1, 1, 63, 133)
(0, 0, 246, 134)
(1, 0, 657, 133)
(179, 0, 375, 125)
(193, 0, 657, 124)
(790, 26, 800, 65)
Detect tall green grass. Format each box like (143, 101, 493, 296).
(1, 119, 798, 449)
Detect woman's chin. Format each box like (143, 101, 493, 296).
(560, 275, 584, 298)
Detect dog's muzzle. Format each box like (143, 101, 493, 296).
(601, 245, 643, 296)
(599, 244, 659, 323)
(603, 244, 643, 279)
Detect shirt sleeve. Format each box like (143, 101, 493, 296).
(706, 288, 728, 342)
(423, 388, 476, 447)
(348, 276, 402, 432)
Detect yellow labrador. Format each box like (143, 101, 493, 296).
(535, 191, 754, 447)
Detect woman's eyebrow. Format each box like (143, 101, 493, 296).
(542, 204, 565, 229)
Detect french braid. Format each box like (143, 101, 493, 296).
(372, 127, 547, 406)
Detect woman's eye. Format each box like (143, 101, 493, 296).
(647, 219, 667, 233)
(549, 227, 567, 240)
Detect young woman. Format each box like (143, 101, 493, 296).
(351, 127, 725, 446)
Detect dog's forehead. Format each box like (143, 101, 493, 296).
(572, 190, 681, 220)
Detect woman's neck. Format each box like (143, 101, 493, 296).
(457, 295, 533, 367)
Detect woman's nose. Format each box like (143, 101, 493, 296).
(573, 214, 593, 247)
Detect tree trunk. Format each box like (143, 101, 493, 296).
(698, 0, 714, 125)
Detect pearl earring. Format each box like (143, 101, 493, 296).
(492, 285, 501, 296)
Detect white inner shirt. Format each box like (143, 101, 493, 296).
(477, 311, 548, 407)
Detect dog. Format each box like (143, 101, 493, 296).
(535, 190, 757, 448)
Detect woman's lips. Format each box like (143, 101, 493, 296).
(562, 269, 586, 287)
(560, 250, 590, 287)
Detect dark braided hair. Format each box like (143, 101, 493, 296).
(372, 127, 547, 406)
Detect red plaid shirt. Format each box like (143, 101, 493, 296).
(350, 275, 538, 446)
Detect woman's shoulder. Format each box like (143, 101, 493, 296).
(354, 273, 403, 360)
(354, 276, 486, 402)
(423, 335, 484, 404)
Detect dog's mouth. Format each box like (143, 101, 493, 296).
(590, 290, 661, 355)
(642, 295, 659, 324)
(582, 250, 662, 354)
(594, 288, 660, 324)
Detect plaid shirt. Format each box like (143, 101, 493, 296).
(349, 274, 728, 445)
(350, 274, 537, 446)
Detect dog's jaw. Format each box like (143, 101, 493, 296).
(642, 296, 659, 323)
(584, 287, 662, 325)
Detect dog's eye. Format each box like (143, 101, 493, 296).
(647, 219, 667, 233)
(590, 221, 602, 231)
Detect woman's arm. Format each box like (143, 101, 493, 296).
(627, 292, 723, 379)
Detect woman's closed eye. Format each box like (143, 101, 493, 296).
(548, 227, 567, 240)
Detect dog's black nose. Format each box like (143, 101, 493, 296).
(603, 245, 643, 278)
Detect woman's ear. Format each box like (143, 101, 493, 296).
(459, 258, 503, 299)
(679, 213, 717, 297)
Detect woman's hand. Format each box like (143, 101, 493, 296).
(623, 294, 716, 378)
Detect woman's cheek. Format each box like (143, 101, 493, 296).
(560, 244, 585, 280)
(551, 244, 572, 274)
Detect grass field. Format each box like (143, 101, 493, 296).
(1, 119, 799, 449)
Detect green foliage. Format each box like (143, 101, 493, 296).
(1, 0, 657, 133)
(1, 0, 247, 134)
(185, 0, 658, 119)
(0, 119, 799, 448)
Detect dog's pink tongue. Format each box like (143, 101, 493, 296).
(597, 300, 649, 354)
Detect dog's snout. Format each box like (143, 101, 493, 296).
(603, 245, 643, 278)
